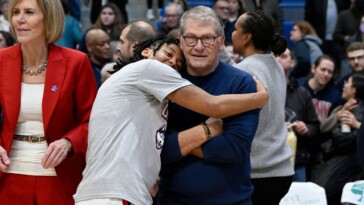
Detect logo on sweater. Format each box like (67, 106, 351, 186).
(155, 125, 166, 149)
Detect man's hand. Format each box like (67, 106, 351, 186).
(0, 146, 10, 172)
(205, 118, 223, 138)
(42, 139, 72, 169)
(294, 121, 308, 136)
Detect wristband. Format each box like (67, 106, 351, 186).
(201, 122, 212, 140)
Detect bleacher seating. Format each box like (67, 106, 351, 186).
(187, 0, 213, 8)
(279, 0, 306, 47)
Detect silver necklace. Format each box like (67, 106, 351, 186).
(22, 59, 48, 76)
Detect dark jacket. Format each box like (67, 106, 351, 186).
(304, 0, 350, 40)
(286, 78, 320, 165)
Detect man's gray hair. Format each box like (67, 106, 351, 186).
(179, 6, 224, 36)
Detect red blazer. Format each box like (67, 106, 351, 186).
(0, 44, 97, 197)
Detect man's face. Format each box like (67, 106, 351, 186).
(312, 59, 335, 87)
(347, 49, 364, 72)
(277, 48, 295, 72)
(117, 26, 134, 62)
(179, 18, 224, 76)
(165, 6, 181, 29)
(90, 32, 111, 62)
(213, 0, 229, 21)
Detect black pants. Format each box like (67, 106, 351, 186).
(147, 0, 164, 9)
(251, 176, 293, 205)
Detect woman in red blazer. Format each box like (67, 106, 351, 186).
(0, 0, 97, 204)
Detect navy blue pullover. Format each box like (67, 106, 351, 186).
(159, 62, 259, 205)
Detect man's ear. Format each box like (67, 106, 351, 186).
(141, 48, 152, 58)
(218, 35, 226, 51)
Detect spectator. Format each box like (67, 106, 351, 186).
(158, 3, 183, 35)
(56, 0, 83, 49)
(334, 0, 364, 79)
(93, 3, 125, 42)
(312, 71, 364, 205)
(0, 0, 10, 32)
(85, 29, 112, 88)
(228, 0, 245, 24)
(298, 55, 343, 123)
(146, 0, 164, 20)
(79, 2, 125, 54)
(159, 6, 261, 205)
(337, 42, 364, 91)
(304, 0, 350, 71)
(75, 35, 268, 205)
(85, 0, 128, 24)
(100, 20, 157, 84)
(0, 30, 14, 48)
(233, 10, 294, 204)
(277, 48, 320, 182)
(0, 0, 97, 204)
(226, 44, 242, 63)
(290, 21, 323, 78)
(243, 0, 283, 34)
(212, 0, 235, 45)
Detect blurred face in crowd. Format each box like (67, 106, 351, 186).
(0, 33, 7, 48)
(277, 48, 295, 73)
(312, 59, 335, 87)
(226, 44, 241, 63)
(100, 7, 115, 26)
(117, 25, 134, 62)
(342, 77, 356, 100)
(88, 30, 111, 62)
(228, 0, 239, 15)
(11, 0, 45, 45)
(347, 49, 364, 72)
(213, 0, 229, 21)
(290, 25, 302, 43)
(165, 5, 181, 29)
(1, 1, 9, 20)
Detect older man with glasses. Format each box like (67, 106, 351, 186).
(158, 3, 184, 35)
(158, 6, 261, 205)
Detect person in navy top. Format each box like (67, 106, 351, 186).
(159, 6, 260, 205)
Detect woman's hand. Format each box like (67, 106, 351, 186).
(42, 139, 72, 169)
(340, 110, 361, 129)
(0, 146, 10, 172)
(254, 76, 269, 107)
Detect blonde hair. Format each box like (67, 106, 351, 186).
(294, 21, 317, 37)
(8, 0, 64, 44)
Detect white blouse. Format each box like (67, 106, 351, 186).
(7, 83, 56, 176)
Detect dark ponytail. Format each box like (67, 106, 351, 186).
(271, 33, 288, 56)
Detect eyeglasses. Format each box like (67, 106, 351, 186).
(348, 55, 364, 62)
(166, 14, 180, 18)
(182, 36, 220, 47)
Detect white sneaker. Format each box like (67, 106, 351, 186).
(146, 9, 155, 20)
